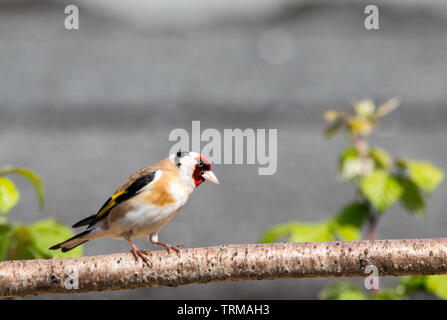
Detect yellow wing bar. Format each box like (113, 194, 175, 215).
(95, 190, 127, 219)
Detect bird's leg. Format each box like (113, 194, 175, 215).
(126, 236, 152, 265)
(149, 234, 183, 257)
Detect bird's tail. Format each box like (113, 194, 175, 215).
(49, 229, 91, 253)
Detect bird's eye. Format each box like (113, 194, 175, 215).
(198, 160, 204, 167)
(177, 151, 182, 158)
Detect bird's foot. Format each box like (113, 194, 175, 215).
(154, 242, 184, 257)
(130, 248, 152, 266)
(126, 237, 152, 266)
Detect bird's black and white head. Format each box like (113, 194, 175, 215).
(170, 151, 219, 188)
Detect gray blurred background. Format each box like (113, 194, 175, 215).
(1, 0, 446, 299)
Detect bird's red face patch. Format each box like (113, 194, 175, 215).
(192, 154, 212, 187)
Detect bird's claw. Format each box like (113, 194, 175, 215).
(131, 249, 152, 266)
(165, 244, 183, 257)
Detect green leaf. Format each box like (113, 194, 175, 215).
(260, 222, 296, 243)
(6, 225, 36, 260)
(333, 202, 369, 228)
(319, 282, 367, 300)
(425, 275, 447, 300)
(396, 177, 426, 216)
(369, 147, 392, 170)
(0, 176, 20, 215)
(29, 219, 82, 258)
(260, 221, 334, 243)
(329, 202, 369, 241)
(288, 222, 333, 242)
(0, 223, 12, 260)
(372, 289, 408, 300)
(261, 205, 368, 243)
(333, 224, 361, 241)
(407, 161, 444, 194)
(361, 170, 403, 212)
(399, 276, 427, 294)
(340, 146, 358, 163)
(0, 167, 45, 210)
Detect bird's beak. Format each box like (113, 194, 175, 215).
(202, 170, 219, 185)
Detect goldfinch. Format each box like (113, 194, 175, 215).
(50, 151, 219, 263)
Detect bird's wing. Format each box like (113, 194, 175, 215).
(72, 166, 160, 228)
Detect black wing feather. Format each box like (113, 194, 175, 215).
(72, 171, 157, 228)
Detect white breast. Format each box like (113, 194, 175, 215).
(107, 180, 191, 238)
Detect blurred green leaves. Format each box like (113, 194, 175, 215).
(30, 219, 82, 258)
(260, 202, 369, 243)
(0, 167, 45, 211)
(361, 170, 403, 212)
(339, 146, 391, 181)
(260, 221, 333, 243)
(338, 147, 443, 216)
(0, 219, 12, 260)
(369, 147, 392, 170)
(0, 166, 82, 261)
(1, 219, 82, 260)
(407, 161, 444, 194)
(264, 98, 445, 300)
(425, 276, 447, 299)
(332, 202, 369, 229)
(396, 177, 426, 216)
(324, 100, 444, 300)
(319, 275, 447, 300)
(395, 160, 443, 216)
(391, 275, 447, 300)
(371, 289, 408, 300)
(0, 176, 20, 215)
(319, 282, 367, 300)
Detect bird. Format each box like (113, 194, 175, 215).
(50, 151, 219, 263)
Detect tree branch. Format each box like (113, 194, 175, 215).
(1, 238, 447, 297)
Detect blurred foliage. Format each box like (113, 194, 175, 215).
(319, 282, 368, 300)
(261, 98, 445, 300)
(0, 166, 81, 260)
(260, 202, 368, 243)
(320, 275, 447, 300)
